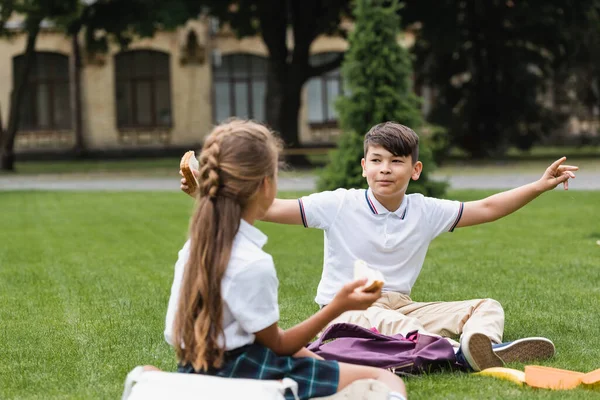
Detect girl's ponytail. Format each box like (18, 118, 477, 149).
(173, 119, 281, 371)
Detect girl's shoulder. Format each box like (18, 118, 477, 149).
(227, 244, 276, 279)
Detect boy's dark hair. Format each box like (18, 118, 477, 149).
(364, 122, 419, 163)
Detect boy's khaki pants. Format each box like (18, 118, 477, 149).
(327, 292, 505, 348)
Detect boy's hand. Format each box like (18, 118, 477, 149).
(330, 278, 382, 314)
(538, 157, 578, 191)
(180, 168, 200, 197)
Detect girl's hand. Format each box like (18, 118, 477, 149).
(179, 168, 200, 196)
(330, 278, 382, 314)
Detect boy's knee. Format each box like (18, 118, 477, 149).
(478, 298, 505, 318)
(485, 298, 504, 311)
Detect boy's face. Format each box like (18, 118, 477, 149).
(361, 145, 422, 198)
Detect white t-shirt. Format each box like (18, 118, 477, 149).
(299, 188, 463, 306)
(164, 220, 280, 350)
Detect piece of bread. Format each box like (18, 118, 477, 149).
(180, 151, 199, 196)
(353, 259, 385, 293)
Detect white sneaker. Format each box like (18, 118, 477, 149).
(493, 337, 555, 363)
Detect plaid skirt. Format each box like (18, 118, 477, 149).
(178, 343, 339, 400)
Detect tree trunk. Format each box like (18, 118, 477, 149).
(265, 61, 304, 146)
(280, 85, 302, 148)
(1, 18, 41, 171)
(259, 0, 315, 166)
(265, 58, 287, 138)
(461, 0, 498, 159)
(265, 60, 311, 165)
(70, 32, 85, 157)
(258, 0, 345, 165)
(0, 101, 4, 147)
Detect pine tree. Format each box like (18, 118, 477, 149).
(318, 0, 447, 197)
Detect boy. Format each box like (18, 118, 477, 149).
(180, 122, 577, 371)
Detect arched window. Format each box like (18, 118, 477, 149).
(212, 54, 267, 123)
(115, 50, 172, 128)
(306, 52, 344, 126)
(13, 52, 71, 130)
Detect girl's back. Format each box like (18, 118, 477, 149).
(166, 119, 407, 400)
(165, 220, 278, 351)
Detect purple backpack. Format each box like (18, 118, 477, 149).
(307, 323, 460, 374)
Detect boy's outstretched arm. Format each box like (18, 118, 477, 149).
(456, 157, 578, 228)
(262, 198, 304, 225)
(180, 168, 304, 225)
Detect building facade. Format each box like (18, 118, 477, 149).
(0, 18, 350, 155)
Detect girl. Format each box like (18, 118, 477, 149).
(164, 119, 407, 400)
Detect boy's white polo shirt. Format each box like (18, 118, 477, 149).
(164, 220, 279, 350)
(299, 188, 464, 306)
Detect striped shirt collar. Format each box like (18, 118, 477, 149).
(365, 188, 409, 219)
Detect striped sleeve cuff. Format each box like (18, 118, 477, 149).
(449, 202, 464, 232)
(298, 198, 308, 228)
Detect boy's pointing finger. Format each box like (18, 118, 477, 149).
(557, 165, 579, 172)
(549, 157, 567, 170)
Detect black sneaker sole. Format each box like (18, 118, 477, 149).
(494, 338, 555, 363)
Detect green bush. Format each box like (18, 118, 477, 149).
(318, 0, 447, 197)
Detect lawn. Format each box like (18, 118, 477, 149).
(0, 158, 316, 179)
(3, 144, 600, 178)
(1, 158, 180, 175)
(0, 190, 599, 399)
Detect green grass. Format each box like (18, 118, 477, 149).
(435, 157, 600, 176)
(448, 145, 600, 159)
(1, 158, 180, 176)
(4, 146, 599, 180)
(0, 158, 316, 179)
(435, 145, 600, 175)
(1, 190, 599, 399)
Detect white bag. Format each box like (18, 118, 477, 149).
(122, 366, 299, 400)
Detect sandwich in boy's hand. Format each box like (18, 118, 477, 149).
(353, 259, 385, 293)
(180, 151, 199, 196)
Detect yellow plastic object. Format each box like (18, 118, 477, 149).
(525, 366, 585, 390)
(476, 367, 526, 386)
